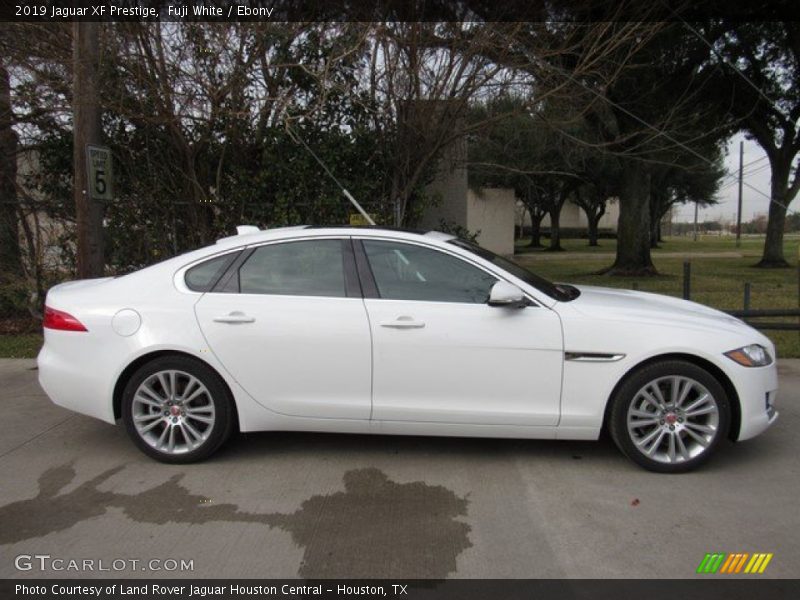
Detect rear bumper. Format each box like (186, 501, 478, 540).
(37, 334, 116, 424)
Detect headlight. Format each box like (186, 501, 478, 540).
(724, 344, 773, 367)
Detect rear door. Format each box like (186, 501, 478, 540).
(194, 238, 372, 420)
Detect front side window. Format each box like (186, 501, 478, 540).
(448, 239, 576, 301)
(239, 239, 346, 297)
(362, 240, 497, 303)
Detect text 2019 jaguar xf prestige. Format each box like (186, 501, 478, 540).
(38, 226, 779, 472)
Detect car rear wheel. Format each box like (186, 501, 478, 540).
(122, 356, 234, 463)
(609, 360, 730, 473)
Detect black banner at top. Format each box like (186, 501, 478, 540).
(1, 0, 799, 23)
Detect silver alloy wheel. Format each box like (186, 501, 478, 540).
(626, 375, 720, 464)
(131, 369, 216, 455)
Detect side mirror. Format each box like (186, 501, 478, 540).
(488, 281, 527, 308)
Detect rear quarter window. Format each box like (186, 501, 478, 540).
(184, 253, 237, 292)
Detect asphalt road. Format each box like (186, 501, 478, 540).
(0, 358, 797, 579)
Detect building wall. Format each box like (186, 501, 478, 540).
(535, 198, 620, 230)
(467, 188, 516, 256)
(418, 134, 469, 231)
(419, 129, 516, 255)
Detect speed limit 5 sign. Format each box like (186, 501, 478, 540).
(86, 144, 114, 201)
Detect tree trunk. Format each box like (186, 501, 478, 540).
(604, 166, 656, 276)
(546, 208, 563, 251)
(587, 214, 600, 246)
(650, 216, 660, 249)
(528, 210, 544, 247)
(73, 22, 105, 278)
(757, 161, 791, 268)
(0, 61, 21, 284)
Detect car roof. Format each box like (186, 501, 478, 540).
(213, 225, 456, 250)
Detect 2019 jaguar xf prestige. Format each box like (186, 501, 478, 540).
(37, 226, 779, 472)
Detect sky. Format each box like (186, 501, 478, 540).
(671, 132, 774, 224)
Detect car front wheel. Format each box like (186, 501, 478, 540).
(609, 360, 731, 473)
(122, 356, 234, 463)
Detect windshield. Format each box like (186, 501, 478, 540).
(448, 239, 578, 302)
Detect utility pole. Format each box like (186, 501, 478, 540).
(736, 140, 743, 247)
(693, 202, 699, 241)
(73, 22, 105, 278)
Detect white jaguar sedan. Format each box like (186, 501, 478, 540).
(38, 226, 778, 472)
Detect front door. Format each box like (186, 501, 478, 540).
(194, 238, 372, 420)
(357, 238, 563, 426)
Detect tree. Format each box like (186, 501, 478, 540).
(711, 22, 800, 267)
(562, 129, 621, 247)
(648, 144, 726, 248)
(467, 95, 582, 251)
(0, 58, 22, 314)
(95, 22, 401, 267)
(586, 24, 731, 275)
(360, 22, 534, 226)
(470, 14, 727, 274)
(573, 184, 609, 247)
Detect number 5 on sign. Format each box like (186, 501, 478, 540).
(86, 144, 113, 201)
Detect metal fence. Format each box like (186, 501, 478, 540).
(681, 261, 800, 331)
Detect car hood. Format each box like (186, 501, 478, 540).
(566, 284, 759, 337)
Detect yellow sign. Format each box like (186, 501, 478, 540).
(349, 213, 375, 226)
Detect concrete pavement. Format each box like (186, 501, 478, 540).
(0, 358, 797, 579)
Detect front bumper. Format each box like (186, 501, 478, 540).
(732, 362, 779, 441)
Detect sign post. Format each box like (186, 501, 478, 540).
(85, 144, 113, 201)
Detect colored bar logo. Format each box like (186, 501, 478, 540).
(696, 553, 773, 574)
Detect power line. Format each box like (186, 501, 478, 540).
(533, 56, 793, 214)
(743, 163, 771, 177)
(667, 8, 800, 213)
(720, 154, 768, 182)
(721, 159, 770, 185)
(672, 13, 783, 118)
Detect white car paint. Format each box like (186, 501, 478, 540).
(37, 227, 779, 449)
(365, 297, 562, 426)
(195, 290, 373, 420)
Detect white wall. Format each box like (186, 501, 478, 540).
(418, 135, 468, 231)
(467, 188, 516, 256)
(535, 198, 620, 230)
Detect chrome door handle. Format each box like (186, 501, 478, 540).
(213, 312, 255, 324)
(380, 316, 425, 329)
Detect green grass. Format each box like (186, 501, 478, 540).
(0, 334, 42, 359)
(514, 235, 800, 358)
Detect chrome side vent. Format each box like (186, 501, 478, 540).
(565, 352, 626, 362)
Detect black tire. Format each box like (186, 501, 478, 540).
(121, 355, 234, 463)
(608, 360, 731, 473)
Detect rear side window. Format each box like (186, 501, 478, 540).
(185, 253, 236, 292)
(238, 239, 346, 297)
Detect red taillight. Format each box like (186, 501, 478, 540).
(43, 306, 88, 332)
